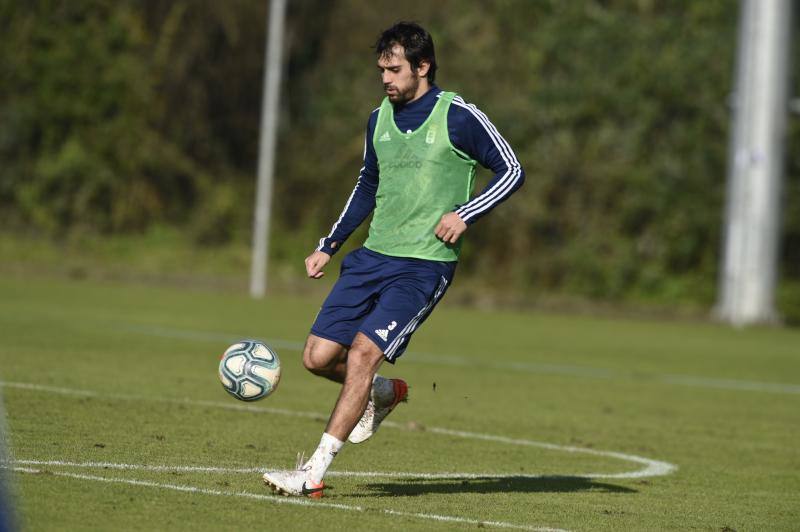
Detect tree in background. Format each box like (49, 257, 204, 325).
(0, 0, 797, 314)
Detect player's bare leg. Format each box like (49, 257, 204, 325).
(263, 333, 350, 497)
(264, 335, 406, 496)
(302, 334, 347, 383)
(318, 333, 407, 444)
(323, 333, 386, 440)
(264, 333, 383, 497)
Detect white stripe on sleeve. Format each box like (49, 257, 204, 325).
(450, 96, 522, 222)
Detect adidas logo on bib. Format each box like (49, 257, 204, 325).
(378, 131, 391, 142)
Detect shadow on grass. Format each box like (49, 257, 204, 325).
(356, 476, 637, 497)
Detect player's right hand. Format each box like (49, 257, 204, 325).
(305, 250, 331, 279)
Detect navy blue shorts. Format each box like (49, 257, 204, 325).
(310, 247, 456, 363)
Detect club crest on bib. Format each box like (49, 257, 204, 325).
(426, 125, 437, 144)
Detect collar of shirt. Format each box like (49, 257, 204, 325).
(392, 85, 443, 133)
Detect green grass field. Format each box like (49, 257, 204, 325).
(1, 274, 799, 531)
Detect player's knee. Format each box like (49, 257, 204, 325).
(346, 342, 383, 376)
(302, 337, 341, 374)
(302, 345, 324, 373)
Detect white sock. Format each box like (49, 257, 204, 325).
(305, 432, 344, 483)
(371, 374, 395, 407)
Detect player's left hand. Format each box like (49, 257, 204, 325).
(434, 212, 467, 244)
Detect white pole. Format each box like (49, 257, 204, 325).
(717, 0, 793, 326)
(250, 0, 288, 298)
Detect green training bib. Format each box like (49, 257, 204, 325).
(364, 91, 477, 261)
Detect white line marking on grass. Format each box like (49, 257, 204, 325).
(10, 458, 670, 481)
(0, 381, 325, 420)
(416, 427, 676, 479)
(12, 459, 265, 474)
(1, 381, 677, 480)
(122, 324, 800, 395)
(8, 466, 566, 532)
(659, 374, 800, 395)
(1, 382, 99, 397)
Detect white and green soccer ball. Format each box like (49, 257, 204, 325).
(218, 340, 281, 401)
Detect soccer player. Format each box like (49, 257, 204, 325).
(262, 21, 525, 497)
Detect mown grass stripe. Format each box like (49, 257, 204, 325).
(0, 381, 677, 480)
(9, 466, 566, 532)
(121, 324, 800, 395)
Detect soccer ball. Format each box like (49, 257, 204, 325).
(219, 340, 281, 401)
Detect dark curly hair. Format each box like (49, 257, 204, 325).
(374, 21, 437, 83)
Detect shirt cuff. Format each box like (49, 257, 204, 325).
(317, 238, 340, 256)
(453, 207, 477, 226)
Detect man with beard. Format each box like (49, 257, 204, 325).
(263, 21, 525, 498)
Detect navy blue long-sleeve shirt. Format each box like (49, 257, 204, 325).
(317, 85, 525, 255)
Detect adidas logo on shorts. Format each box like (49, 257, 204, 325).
(375, 321, 397, 342)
